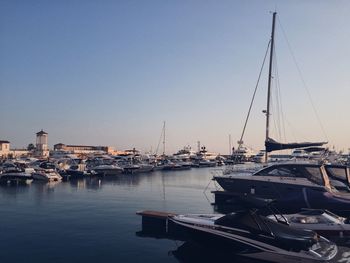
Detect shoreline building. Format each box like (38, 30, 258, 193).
(35, 130, 49, 158)
(0, 140, 10, 158)
(53, 143, 116, 155)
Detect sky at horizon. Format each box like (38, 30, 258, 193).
(1, 0, 350, 154)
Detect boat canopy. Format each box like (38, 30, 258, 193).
(265, 138, 327, 153)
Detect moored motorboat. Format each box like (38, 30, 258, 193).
(0, 172, 33, 185)
(59, 169, 90, 180)
(32, 169, 62, 182)
(198, 159, 217, 167)
(162, 161, 188, 171)
(214, 162, 334, 199)
(169, 211, 338, 263)
(92, 164, 123, 176)
(135, 163, 154, 173)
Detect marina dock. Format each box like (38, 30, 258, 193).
(136, 210, 187, 241)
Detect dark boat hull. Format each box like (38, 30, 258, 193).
(214, 176, 327, 199)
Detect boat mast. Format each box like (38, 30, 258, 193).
(229, 134, 232, 155)
(265, 12, 277, 163)
(162, 121, 166, 156)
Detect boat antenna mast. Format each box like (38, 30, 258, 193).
(162, 121, 166, 157)
(154, 121, 166, 157)
(264, 11, 277, 163)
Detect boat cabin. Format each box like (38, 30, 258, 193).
(253, 163, 332, 191)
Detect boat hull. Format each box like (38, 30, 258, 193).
(94, 169, 123, 176)
(32, 172, 62, 182)
(214, 176, 327, 199)
(0, 173, 33, 185)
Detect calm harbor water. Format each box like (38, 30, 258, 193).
(1, 168, 349, 263)
(0, 168, 220, 263)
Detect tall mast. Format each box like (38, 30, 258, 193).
(162, 121, 166, 156)
(265, 12, 277, 163)
(229, 134, 232, 155)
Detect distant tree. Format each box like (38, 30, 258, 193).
(27, 143, 35, 151)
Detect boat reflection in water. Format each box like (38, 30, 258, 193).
(170, 242, 350, 263)
(169, 241, 259, 263)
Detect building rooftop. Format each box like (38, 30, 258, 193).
(36, 129, 48, 135)
(54, 143, 109, 148)
(0, 140, 10, 144)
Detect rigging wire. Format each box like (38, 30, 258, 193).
(269, 43, 283, 143)
(284, 117, 299, 142)
(274, 50, 287, 142)
(272, 45, 287, 142)
(155, 124, 164, 155)
(272, 47, 282, 141)
(238, 40, 271, 147)
(277, 16, 329, 142)
(270, 96, 279, 142)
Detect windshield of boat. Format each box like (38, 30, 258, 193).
(254, 164, 324, 185)
(325, 166, 349, 183)
(290, 215, 332, 224)
(289, 209, 343, 224)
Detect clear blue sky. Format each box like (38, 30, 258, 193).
(1, 0, 349, 154)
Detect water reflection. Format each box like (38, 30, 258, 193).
(169, 241, 259, 263)
(0, 168, 267, 263)
(169, 242, 350, 263)
(139, 234, 350, 263)
(0, 172, 161, 196)
(64, 174, 149, 190)
(0, 182, 31, 197)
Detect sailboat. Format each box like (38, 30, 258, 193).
(213, 12, 336, 199)
(261, 13, 326, 160)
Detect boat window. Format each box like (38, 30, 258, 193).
(257, 166, 304, 177)
(290, 216, 331, 224)
(326, 167, 347, 181)
(304, 167, 324, 185)
(267, 168, 294, 177)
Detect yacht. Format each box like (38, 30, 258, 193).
(173, 146, 197, 160)
(252, 150, 266, 163)
(121, 162, 153, 174)
(291, 149, 307, 158)
(134, 163, 154, 173)
(231, 146, 255, 162)
(214, 162, 337, 199)
(216, 11, 330, 197)
(32, 169, 62, 182)
(92, 164, 123, 176)
(196, 146, 218, 161)
(198, 159, 217, 167)
(0, 169, 34, 185)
